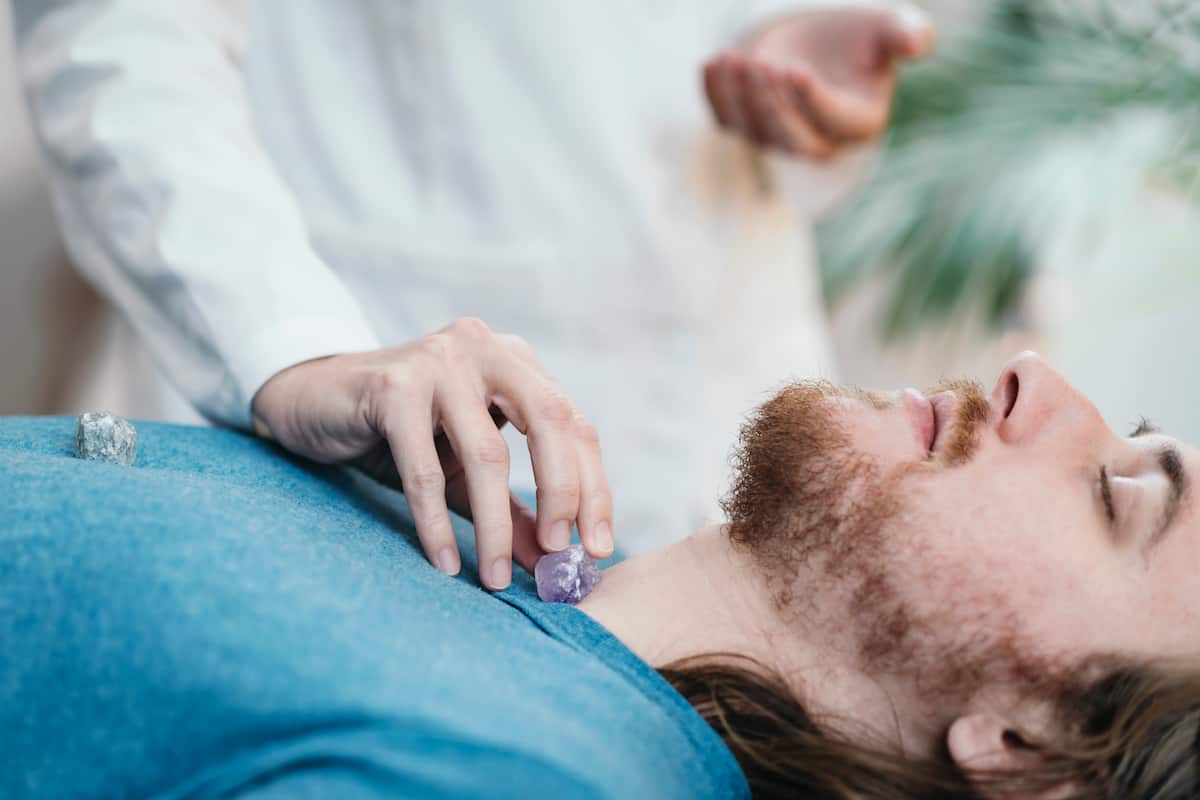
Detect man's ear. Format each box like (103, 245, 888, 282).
(947, 712, 1044, 774)
(949, 713, 1080, 800)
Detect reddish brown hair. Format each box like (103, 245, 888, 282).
(659, 652, 1200, 799)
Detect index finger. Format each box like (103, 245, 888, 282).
(782, 66, 887, 142)
(438, 382, 515, 591)
(442, 480, 541, 577)
(382, 398, 461, 577)
(485, 361, 585, 557)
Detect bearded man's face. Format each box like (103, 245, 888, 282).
(723, 352, 1200, 702)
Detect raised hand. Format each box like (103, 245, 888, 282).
(704, 4, 935, 159)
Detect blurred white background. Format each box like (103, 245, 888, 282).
(0, 3, 204, 424)
(0, 2, 56, 416)
(1, 1, 1197, 439)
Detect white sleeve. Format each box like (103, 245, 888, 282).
(11, 0, 381, 429)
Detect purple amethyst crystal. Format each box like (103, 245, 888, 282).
(535, 544, 602, 604)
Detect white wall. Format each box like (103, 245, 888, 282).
(0, 4, 200, 422)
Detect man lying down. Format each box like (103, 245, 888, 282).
(3, 352, 1197, 800)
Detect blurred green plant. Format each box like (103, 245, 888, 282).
(817, 0, 1200, 337)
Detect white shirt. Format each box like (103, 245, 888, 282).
(13, 0, 840, 553)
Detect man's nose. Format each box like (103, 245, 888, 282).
(991, 351, 1108, 447)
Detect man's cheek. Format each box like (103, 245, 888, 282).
(891, 480, 1018, 569)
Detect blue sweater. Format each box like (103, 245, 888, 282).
(0, 417, 748, 799)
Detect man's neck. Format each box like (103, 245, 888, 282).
(575, 524, 777, 670)
(574, 524, 937, 752)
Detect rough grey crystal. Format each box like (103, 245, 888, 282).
(535, 544, 602, 604)
(75, 412, 137, 465)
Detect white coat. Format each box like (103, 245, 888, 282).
(13, 0, 843, 553)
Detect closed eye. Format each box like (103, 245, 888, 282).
(1099, 465, 1116, 524)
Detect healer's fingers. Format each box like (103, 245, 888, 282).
(571, 409, 614, 560)
(442, 481, 541, 578)
(703, 52, 752, 137)
(776, 89, 838, 159)
(522, 387, 582, 554)
(438, 381, 514, 590)
(527, 391, 583, 555)
(509, 492, 543, 576)
(703, 54, 736, 130)
(743, 62, 787, 149)
(485, 356, 585, 557)
(731, 55, 774, 147)
(753, 62, 837, 159)
(782, 65, 885, 142)
(386, 395, 461, 577)
(496, 333, 545, 374)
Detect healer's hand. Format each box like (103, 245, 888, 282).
(703, 3, 935, 159)
(251, 318, 614, 590)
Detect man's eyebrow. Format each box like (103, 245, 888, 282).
(1131, 417, 1160, 438)
(1150, 443, 1188, 552)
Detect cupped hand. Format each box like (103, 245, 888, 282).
(251, 317, 614, 590)
(703, 3, 935, 159)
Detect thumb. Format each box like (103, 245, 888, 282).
(883, 4, 936, 62)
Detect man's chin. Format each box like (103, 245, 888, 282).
(722, 380, 900, 600)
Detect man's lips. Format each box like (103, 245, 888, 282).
(903, 388, 936, 452)
(903, 388, 960, 454)
(929, 392, 960, 452)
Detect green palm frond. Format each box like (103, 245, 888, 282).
(817, 0, 1200, 338)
